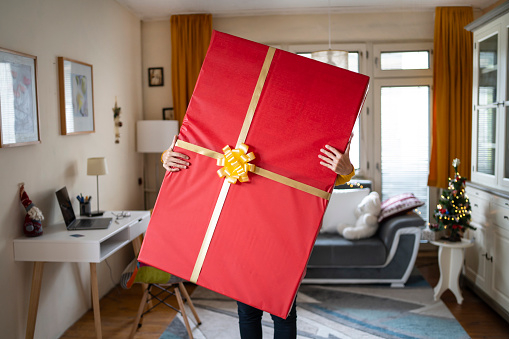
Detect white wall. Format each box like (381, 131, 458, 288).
(213, 11, 435, 44)
(141, 20, 173, 208)
(0, 0, 143, 338)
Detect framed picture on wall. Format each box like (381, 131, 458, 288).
(162, 107, 174, 120)
(148, 67, 164, 87)
(58, 57, 95, 135)
(0, 47, 41, 148)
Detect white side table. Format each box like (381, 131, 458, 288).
(430, 238, 474, 304)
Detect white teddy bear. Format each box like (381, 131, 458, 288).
(337, 191, 381, 240)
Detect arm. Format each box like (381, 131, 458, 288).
(161, 136, 190, 172)
(318, 139, 355, 185)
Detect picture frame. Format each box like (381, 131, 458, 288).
(148, 67, 164, 87)
(162, 107, 174, 120)
(58, 57, 95, 135)
(0, 47, 40, 147)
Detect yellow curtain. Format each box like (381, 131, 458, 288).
(171, 14, 212, 124)
(428, 7, 474, 189)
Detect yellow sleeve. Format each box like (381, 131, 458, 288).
(334, 167, 355, 186)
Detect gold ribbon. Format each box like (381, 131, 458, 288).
(175, 139, 330, 200)
(217, 144, 256, 184)
(181, 47, 330, 283)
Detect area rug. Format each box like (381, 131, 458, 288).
(160, 270, 469, 339)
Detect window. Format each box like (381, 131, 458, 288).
(380, 51, 430, 70)
(377, 82, 431, 220)
(374, 43, 433, 78)
(374, 43, 433, 222)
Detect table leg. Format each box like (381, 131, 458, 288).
(25, 262, 44, 339)
(433, 246, 465, 304)
(90, 263, 102, 339)
(448, 248, 465, 304)
(434, 246, 450, 301)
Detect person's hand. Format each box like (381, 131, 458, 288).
(319, 139, 353, 176)
(162, 136, 190, 172)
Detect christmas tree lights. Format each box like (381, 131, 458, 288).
(430, 158, 475, 242)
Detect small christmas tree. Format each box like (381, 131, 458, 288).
(431, 158, 475, 242)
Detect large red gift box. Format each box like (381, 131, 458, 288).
(138, 31, 369, 318)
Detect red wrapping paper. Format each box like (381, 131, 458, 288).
(138, 31, 369, 318)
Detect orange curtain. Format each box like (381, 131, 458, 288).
(428, 7, 474, 188)
(171, 14, 212, 124)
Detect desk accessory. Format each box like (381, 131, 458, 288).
(87, 157, 108, 216)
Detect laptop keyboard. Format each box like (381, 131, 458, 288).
(74, 219, 93, 228)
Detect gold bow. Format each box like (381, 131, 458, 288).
(217, 143, 256, 184)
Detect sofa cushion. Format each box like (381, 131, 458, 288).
(308, 233, 387, 267)
(321, 188, 370, 233)
(378, 193, 424, 222)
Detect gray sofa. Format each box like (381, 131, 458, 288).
(303, 188, 424, 287)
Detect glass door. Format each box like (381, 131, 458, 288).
(472, 30, 499, 186)
(374, 78, 432, 221)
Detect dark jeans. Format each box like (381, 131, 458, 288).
(237, 300, 297, 339)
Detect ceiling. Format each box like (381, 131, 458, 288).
(115, 0, 500, 21)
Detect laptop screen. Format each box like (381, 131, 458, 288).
(55, 187, 76, 227)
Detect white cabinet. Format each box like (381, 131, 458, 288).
(464, 187, 491, 294)
(467, 4, 509, 190)
(465, 185, 509, 320)
(465, 2, 509, 322)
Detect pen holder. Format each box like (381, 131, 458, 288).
(80, 202, 91, 216)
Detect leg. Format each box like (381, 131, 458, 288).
(25, 262, 44, 339)
(448, 248, 466, 304)
(129, 286, 150, 339)
(175, 286, 193, 339)
(178, 282, 202, 325)
(90, 263, 102, 339)
(433, 246, 450, 301)
(271, 300, 297, 339)
(237, 301, 263, 339)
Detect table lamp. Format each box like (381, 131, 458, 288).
(137, 120, 179, 209)
(87, 157, 108, 216)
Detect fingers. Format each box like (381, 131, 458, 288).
(320, 147, 337, 162)
(162, 136, 191, 172)
(319, 161, 334, 171)
(169, 135, 178, 151)
(344, 141, 351, 156)
(324, 145, 340, 157)
(318, 153, 335, 166)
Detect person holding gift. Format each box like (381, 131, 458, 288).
(162, 135, 355, 339)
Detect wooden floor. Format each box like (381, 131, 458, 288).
(61, 252, 509, 338)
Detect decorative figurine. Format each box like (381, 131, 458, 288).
(19, 183, 44, 237)
(113, 96, 122, 143)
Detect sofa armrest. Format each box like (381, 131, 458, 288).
(377, 212, 425, 250)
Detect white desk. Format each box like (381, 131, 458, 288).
(430, 238, 474, 304)
(13, 210, 150, 339)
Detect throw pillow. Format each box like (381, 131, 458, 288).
(377, 193, 424, 222)
(321, 188, 370, 233)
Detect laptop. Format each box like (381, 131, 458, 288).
(55, 187, 112, 230)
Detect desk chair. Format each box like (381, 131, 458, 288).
(121, 259, 201, 338)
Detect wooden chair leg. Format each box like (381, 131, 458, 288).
(175, 286, 193, 339)
(129, 286, 150, 339)
(178, 282, 201, 325)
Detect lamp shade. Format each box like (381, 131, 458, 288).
(311, 50, 348, 69)
(137, 120, 179, 153)
(87, 157, 108, 176)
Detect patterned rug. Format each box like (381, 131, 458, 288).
(160, 270, 469, 339)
